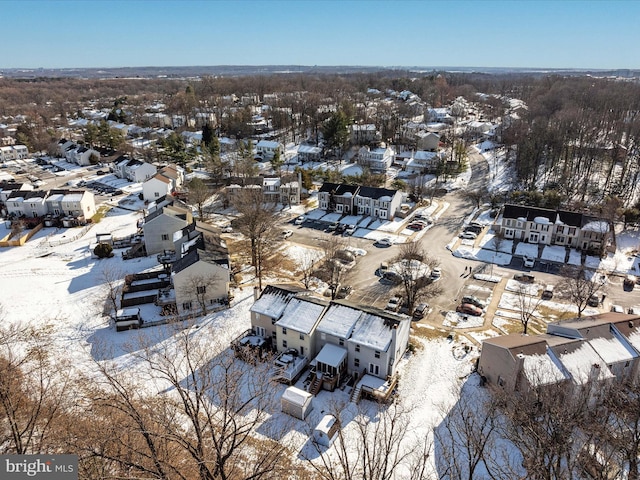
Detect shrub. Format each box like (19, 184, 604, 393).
(94, 242, 114, 258)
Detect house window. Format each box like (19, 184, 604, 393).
(556, 236, 565, 243)
(182, 302, 192, 310)
(569, 227, 576, 235)
(354, 358, 360, 368)
(299, 333, 304, 340)
(154, 192, 160, 197)
(197, 285, 206, 294)
(339, 338, 344, 346)
(282, 340, 287, 348)
(355, 345, 360, 352)
(161, 234, 169, 241)
(375, 351, 380, 358)
(369, 363, 380, 376)
(282, 327, 287, 335)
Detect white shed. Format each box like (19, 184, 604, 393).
(313, 414, 340, 447)
(281, 386, 313, 420)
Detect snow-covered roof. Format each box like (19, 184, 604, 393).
(588, 336, 637, 364)
(276, 297, 326, 334)
(522, 353, 568, 387)
(315, 343, 347, 368)
(582, 221, 609, 233)
(349, 312, 393, 352)
(250, 286, 300, 319)
(257, 140, 281, 149)
(62, 193, 83, 202)
(282, 386, 312, 405)
(534, 216, 551, 224)
(556, 342, 615, 384)
(317, 304, 361, 338)
(297, 144, 322, 154)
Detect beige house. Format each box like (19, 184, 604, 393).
(142, 203, 192, 255)
(478, 313, 640, 393)
(171, 248, 230, 317)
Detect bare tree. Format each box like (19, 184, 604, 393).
(514, 282, 545, 334)
(186, 177, 213, 219)
(319, 234, 347, 300)
(84, 329, 293, 480)
(557, 265, 606, 317)
(434, 382, 501, 480)
(461, 188, 488, 210)
(100, 264, 124, 322)
(392, 242, 443, 312)
(0, 324, 72, 454)
(298, 249, 322, 290)
(232, 188, 279, 291)
(303, 398, 434, 480)
(177, 271, 224, 315)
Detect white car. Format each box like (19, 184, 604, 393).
(375, 237, 393, 247)
(294, 215, 305, 225)
(611, 304, 625, 313)
(281, 230, 293, 239)
(344, 225, 357, 236)
(430, 267, 441, 280)
(459, 231, 477, 240)
(523, 256, 535, 268)
(221, 225, 233, 233)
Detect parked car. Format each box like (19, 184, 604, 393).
(326, 222, 338, 232)
(459, 231, 477, 240)
(628, 306, 640, 315)
(407, 222, 425, 231)
(281, 230, 293, 239)
(523, 256, 535, 268)
(377, 262, 389, 276)
(541, 284, 554, 300)
(412, 303, 429, 320)
(344, 224, 357, 235)
(514, 273, 535, 283)
(336, 285, 353, 299)
(294, 215, 305, 225)
(381, 271, 403, 285)
(375, 237, 393, 247)
(465, 225, 482, 234)
(385, 296, 403, 312)
(624, 275, 637, 291)
(430, 267, 442, 281)
(461, 295, 484, 308)
(456, 303, 483, 316)
(587, 294, 600, 307)
(221, 225, 233, 233)
(96, 170, 107, 175)
(611, 304, 625, 313)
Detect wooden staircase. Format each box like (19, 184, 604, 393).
(308, 372, 323, 395)
(350, 383, 362, 403)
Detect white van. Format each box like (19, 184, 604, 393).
(542, 285, 554, 300)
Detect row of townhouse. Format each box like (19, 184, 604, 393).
(478, 313, 640, 393)
(496, 204, 611, 254)
(225, 174, 302, 206)
(142, 164, 185, 201)
(0, 144, 28, 162)
(2, 188, 95, 221)
(318, 182, 403, 220)
(56, 139, 100, 166)
(245, 285, 411, 393)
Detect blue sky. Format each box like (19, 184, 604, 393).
(2, 0, 638, 70)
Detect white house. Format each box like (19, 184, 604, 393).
(296, 144, 322, 163)
(256, 140, 283, 160)
(114, 158, 157, 183)
(142, 203, 193, 255)
(0, 144, 29, 162)
(66, 146, 100, 166)
(357, 145, 395, 172)
(142, 164, 185, 201)
(405, 151, 442, 174)
(351, 124, 379, 145)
